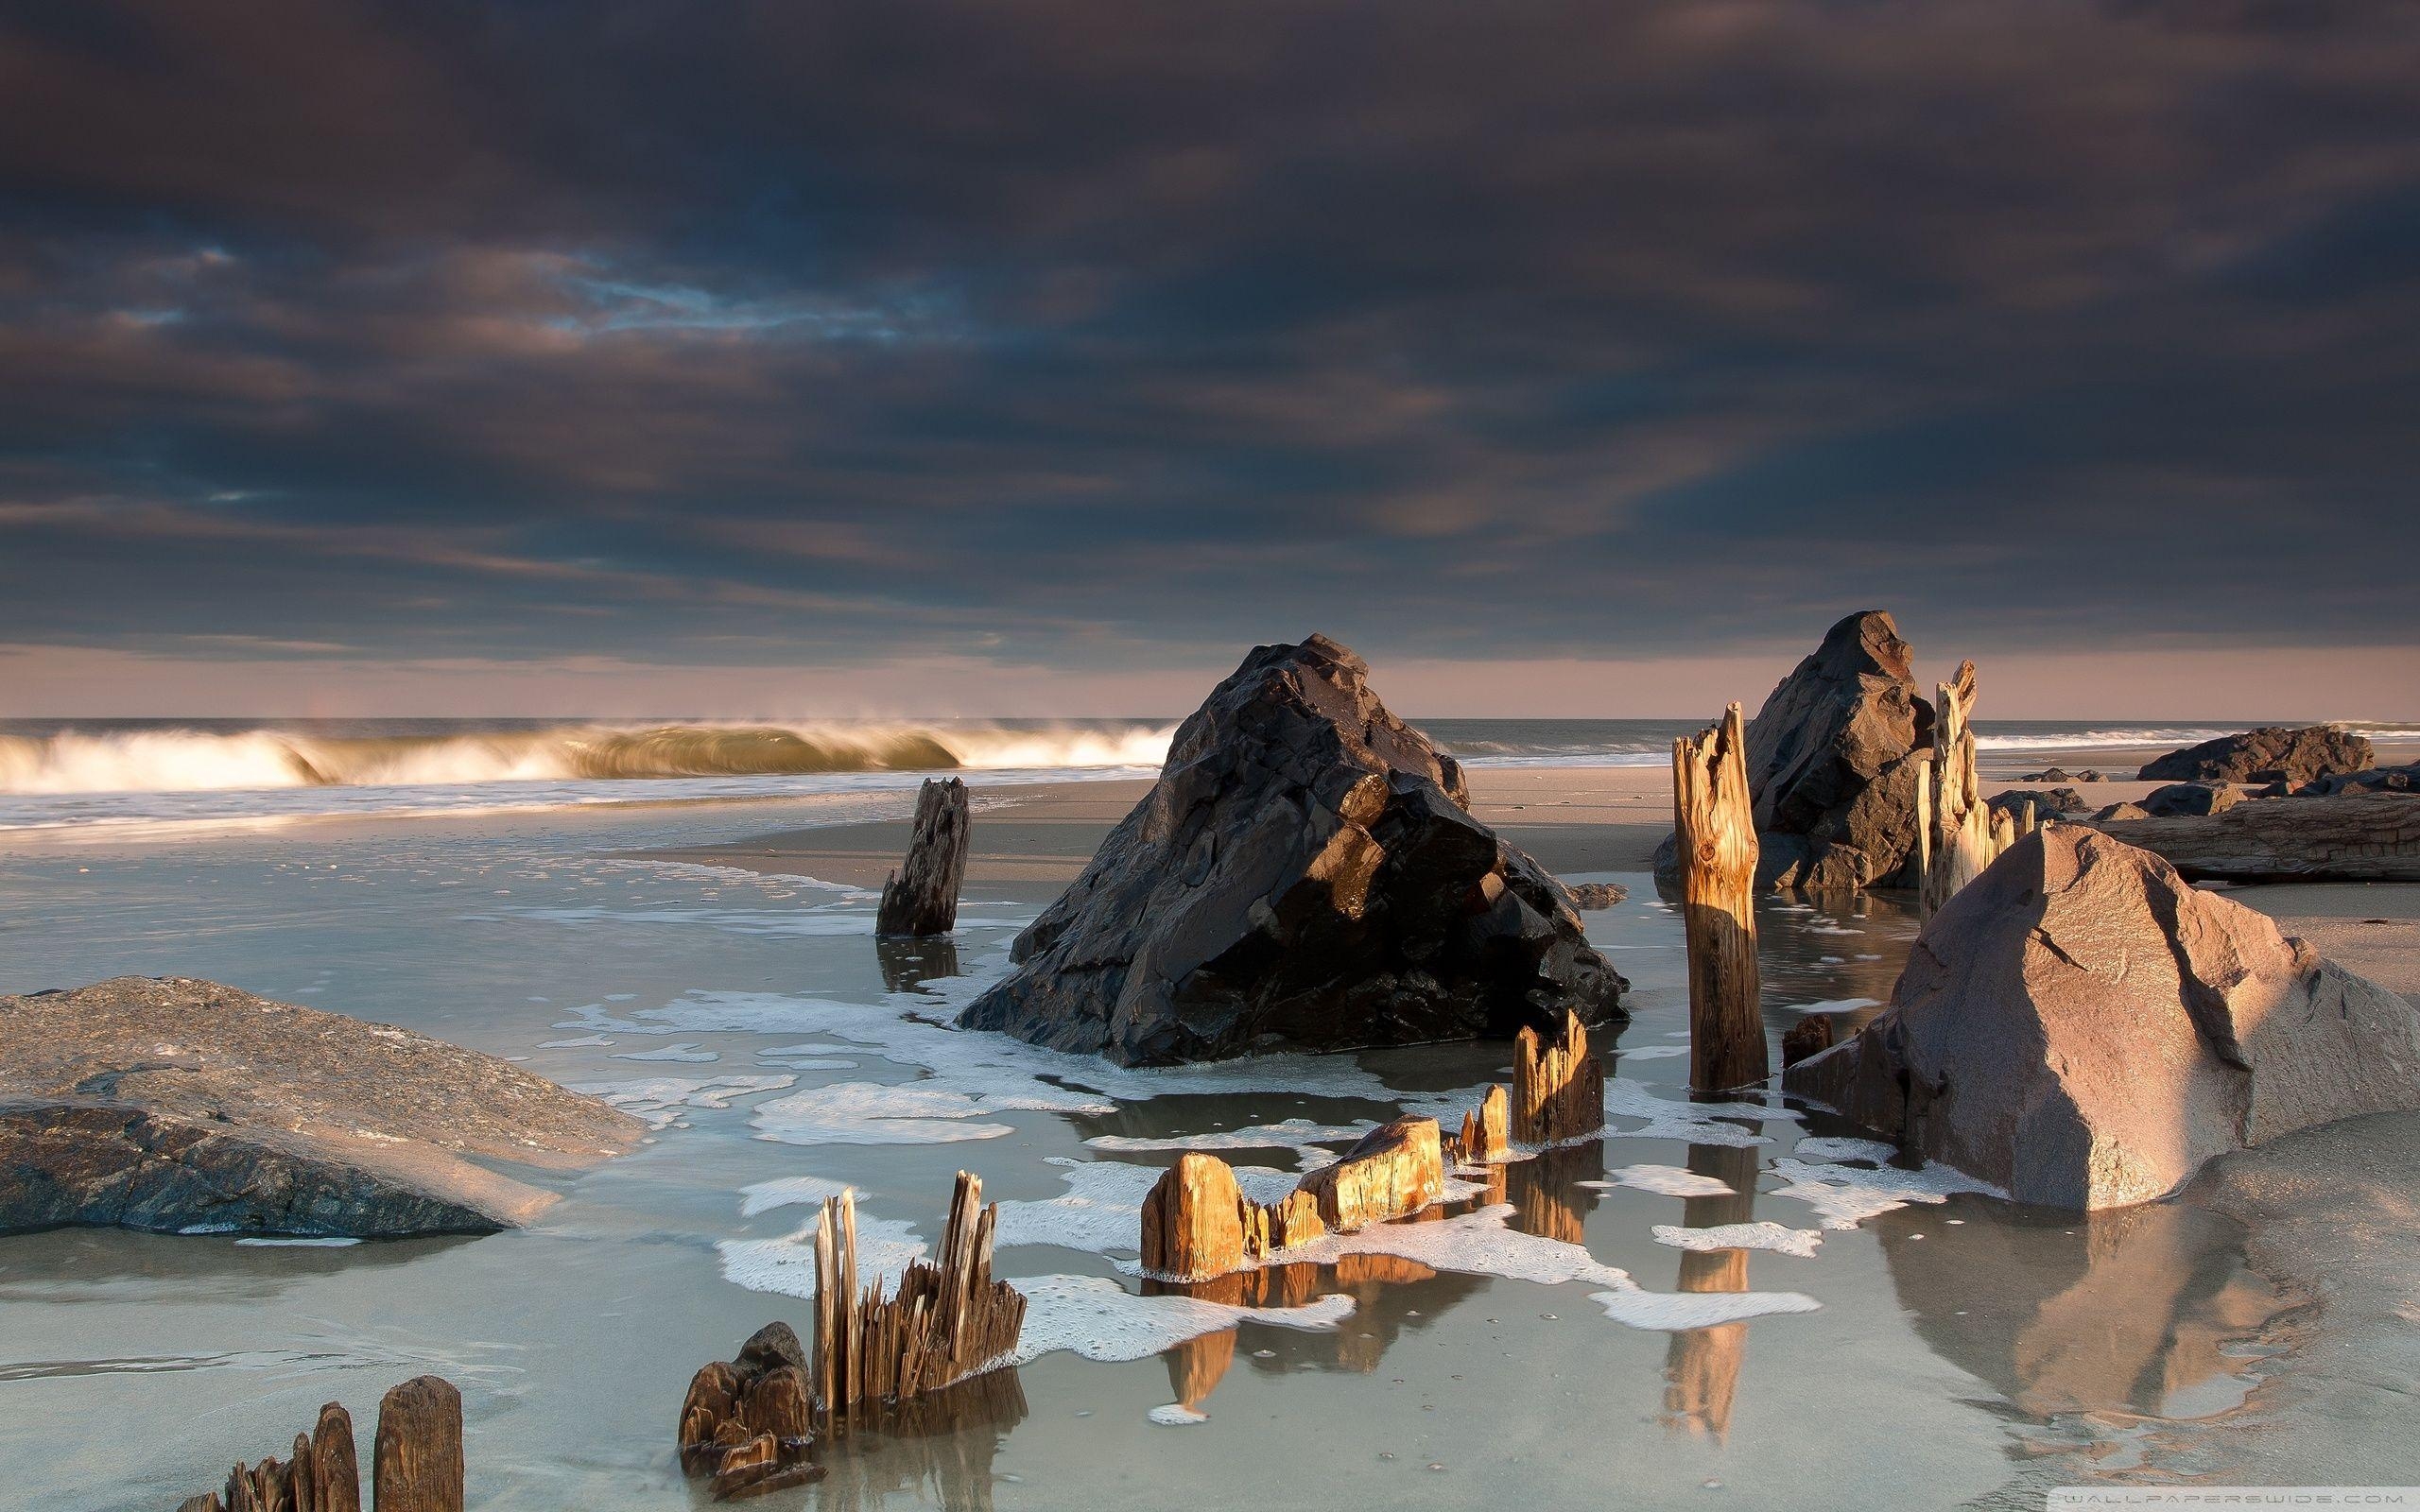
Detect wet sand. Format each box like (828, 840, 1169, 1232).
(648, 758, 2420, 1000)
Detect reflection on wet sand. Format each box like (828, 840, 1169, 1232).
(805, 1368, 1028, 1512)
(1874, 1198, 2284, 1421)
(874, 936, 962, 994)
(1662, 1142, 1762, 1441)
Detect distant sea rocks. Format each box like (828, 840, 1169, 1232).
(2142, 781, 2240, 818)
(958, 634, 1627, 1065)
(1991, 786, 2086, 822)
(1784, 828, 2420, 1209)
(1656, 609, 1932, 891)
(2136, 726, 2372, 785)
(0, 977, 642, 1238)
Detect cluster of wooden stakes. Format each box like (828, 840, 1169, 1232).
(171, 1376, 464, 1512)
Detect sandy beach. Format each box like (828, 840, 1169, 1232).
(650, 751, 2420, 989)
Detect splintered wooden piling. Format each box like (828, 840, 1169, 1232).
(1920, 661, 2003, 920)
(811, 1174, 1026, 1416)
(372, 1376, 463, 1512)
(1673, 703, 1768, 1093)
(1513, 1011, 1605, 1144)
(1140, 1152, 1326, 1280)
(875, 777, 972, 936)
(1451, 1083, 1511, 1163)
(1296, 1115, 1446, 1232)
(178, 1396, 380, 1512)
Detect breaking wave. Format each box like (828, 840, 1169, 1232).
(0, 722, 1177, 797)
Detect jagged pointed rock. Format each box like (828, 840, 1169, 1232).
(959, 635, 1625, 1064)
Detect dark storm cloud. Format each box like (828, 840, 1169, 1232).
(2, 0, 2416, 681)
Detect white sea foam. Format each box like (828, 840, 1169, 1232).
(1588, 1288, 1822, 1330)
(1602, 1080, 1787, 1145)
(1783, 998, 1879, 1017)
(1085, 1118, 1379, 1161)
(737, 1175, 857, 1218)
(1005, 1274, 1356, 1366)
(1584, 1164, 1738, 1198)
(569, 1074, 797, 1129)
(1651, 1222, 1823, 1258)
(717, 1213, 929, 1299)
(1148, 1403, 1210, 1425)
(1612, 1044, 1688, 1060)
(613, 1042, 719, 1063)
(1789, 1136, 1898, 1165)
(1765, 1156, 2003, 1229)
(233, 1237, 362, 1247)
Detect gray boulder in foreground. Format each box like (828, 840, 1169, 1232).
(959, 634, 1627, 1065)
(1785, 827, 2420, 1210)
(0, 977, 643, 1237)
(2082, 791, 2420, 883)
(2137, 725, 2371, 784)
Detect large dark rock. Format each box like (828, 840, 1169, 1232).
(1655, 610, 1932, 891)
(2137, 727, 2372, 784)
(1992, 787, 2086, 822)
(2142, 781, 2240, 818)
(2294, 762, 2417, 798)
(1784, 828, 2420, 1209)
(0, 977, 643, 1237)
(957, 635, 1627, 1064)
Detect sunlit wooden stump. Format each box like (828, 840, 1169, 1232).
(1450, 1084, 1511, 1162)
(876, 776, 971, 937)
(1297, 1115, 1444, 1231)
(1514, 1011, 1605, 1143)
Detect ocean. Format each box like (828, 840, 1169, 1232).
(8, 715, 2401, 833)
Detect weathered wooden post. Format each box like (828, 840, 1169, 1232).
(876, 777, 971, 936)
(1673, 703, 1768, 1092)
(1512, 1012, 1604, 1144)
(372, 1375, 463, 1512)
(1921, 661, 1994, 919)
(310, 1402, 361, 1512)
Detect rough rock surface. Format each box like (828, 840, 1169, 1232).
(2294, 762, 2417, 798)
(2082, 792, 2420, 883)
(0, 977, 643, 1237)
(2138, 727, 2372, 785)
(2143, 782, 2240, 818)
(2095, 801, 2152, 823)
(1655, 610, 1932, 891)
(959, 635, 1626, 1064)
(1992, 787, 2086, 821)
(1784, 828, 2420, 1209)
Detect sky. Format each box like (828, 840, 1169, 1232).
(2, 1, 2415, 719)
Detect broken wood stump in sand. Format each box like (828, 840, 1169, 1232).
(174, 1397, 385, 1512)
(1140, 1152, 1326, 1280)
(1448, 1083, 1511, 1163)
(1514, 1010, 1606, 1143)
(372, 1376, 463, 1512)
(875, 777, 971, 937)
(813, 1174, 1026, 1416)
(1298, 1114, 1445, 1231)
(681, 1176, 1027, 1500)
(1674, 703, 1768, 1093)
(1919, 661, 2005, 921)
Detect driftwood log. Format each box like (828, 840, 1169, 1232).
(1296, 1115, 1446, 1232)
(2084, 793, 2420, 883)
(1673, 704, 1767, 1093)
(173, 1385, 449, 1512)
(875, 778, 971, 937)
(1513, 1009, 1606, 1143)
